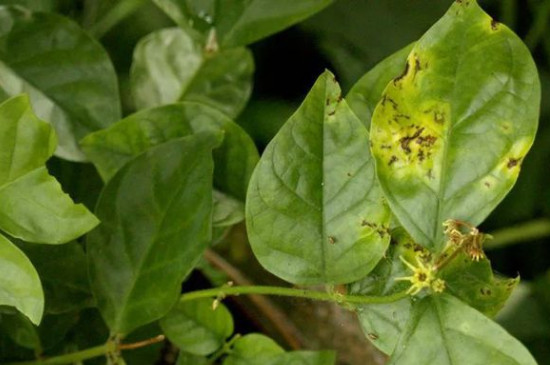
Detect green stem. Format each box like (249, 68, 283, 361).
(525, 0, 550, 49)
(7, 286, 406, 365)
(485, 219, 550, 250)
(5, 342, 113, 365)
(88, 0, 149, 38)
(180, 285, 408, 305)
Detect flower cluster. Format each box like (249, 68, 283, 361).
(395, 255, 446, 295)
(443, 219, 490, 261)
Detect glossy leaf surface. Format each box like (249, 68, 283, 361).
(81, 102, 258, 200)
(153, 0, 332, 47)
(389, 294, 537, 365)
(347, 43, 413, 129)
(160, 298, 233, 356)
(0, 233, 42, 325)
(131, 28, 253, 118)
(0, 6, 120, 161)
(88, 133, 221, 334)
(223, 334, 336, 365)
(0, 95, 98, 244)
(370, 0, 540, 251)
(247, 70, 391, 285)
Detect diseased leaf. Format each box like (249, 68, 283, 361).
(0, 233, 42, 325)
(131, 28, 253, 118)
(88, 132, 221, 334)
(370, 0, 540, 251)
(389, 294, 537, 365)
(17, 241, 93, 314)
(81, 102, 258, 200)
(347, 43, 413, 129)
(160, 298, 233, 356)
(153, 0, 332, 47)
(439, 251, 518, 317)
(349, 228, 416, 354)
(0, 95, 98, 244)
(0, 6, 121, 161)
(223, 334, 336, 365)
(246, 70, 391, 285)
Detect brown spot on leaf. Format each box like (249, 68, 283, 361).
(491, 19, 499, 30)
(394, 61, 410, 84)
(382, 95, 398, 110)
(394, 113, 411, 120)
(367, 333, 379, 341)
(480, 288, 492, 296)
(347, 172, 352, 177)
(415, 57, 422, 73)
(388, 155, 398, 166)
(433, 111, 445, 124)
(484, 181, 491, 188)
(507, 158, 521, 169)
(399, 128, 425, 154)
(328, 236, 337, 244)
(416, 135, 437, 147)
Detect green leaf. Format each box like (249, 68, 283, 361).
(0, 311, 78, 351)
(224, 334, 283, 364)
(439, 252, 518, 317)
(370, 0, 540, 251)
(152, 0, 332, 47)
(0, 6, 121, 161)
(212, 190, 244, 242)
(0, 233, 42, 325)
(389, 294, 537, 365)
(246, 70, 391, 285)
(17, 241, 93, 314)
(177, 352, 208, 365)
(0, 95, 99, 244)
(349, 228, 416, 354)
(347, 43, 413, 129)
(0, 311, 40, 350)
(88, 132, 221, 334)
(81, 102, 258, 200)
(213, 190, 244, 229)
(223, 334, 336, 365)
(160, 298, 233, 356)
(131, 28, 253, 118)
(0, 1, 56, 11)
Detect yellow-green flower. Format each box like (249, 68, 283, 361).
(395, 256, 446, 295)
